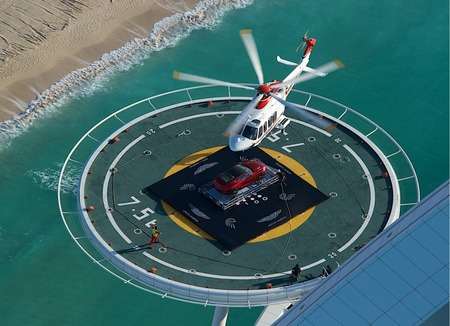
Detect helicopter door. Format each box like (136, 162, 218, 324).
(258, 126, 263, 139)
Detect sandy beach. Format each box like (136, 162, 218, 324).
(0, 0, 199, 123)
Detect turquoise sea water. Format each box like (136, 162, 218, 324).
(0, 0, 448, 325)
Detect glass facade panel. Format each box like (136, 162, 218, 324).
(387, 301, 420, 325)
(402, 289, 435, 319)
(437, 200, 448, 212)
(282, 314, 314, 326)
(417, 278, 448, 307)
(365, 259, 413, 300)
(334, 283, 382, 323)
(350, 271, 397, 311)
(304, 306, 340, 325)
(410, 222, 448, 263)
(379, 246, 428, 286)
(425, 210, 449, 242)
(394, 237, 443, 276)
(433, 266, 450, 293)
(371, 313, 397, 326)
(320, 297, 367, 325)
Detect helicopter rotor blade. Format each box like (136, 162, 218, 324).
(173, 71, 255, 91)
(271, 60, 344, 90)
(240, 29, 264, 85)
(225, 93, 264, 136)
(270, 93, 334, 129)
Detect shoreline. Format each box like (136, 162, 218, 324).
(0, 0, 199, 124)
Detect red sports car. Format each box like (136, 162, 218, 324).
(213, 160, 267, 195)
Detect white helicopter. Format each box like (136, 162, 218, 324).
(173, 29, 343, 151)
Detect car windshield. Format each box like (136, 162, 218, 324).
(220, 164, 252, 183)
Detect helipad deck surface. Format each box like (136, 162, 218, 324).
(78, 97, 396, 293)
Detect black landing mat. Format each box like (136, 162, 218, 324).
(147, 147, 328, 250)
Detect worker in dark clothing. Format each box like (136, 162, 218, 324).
(292, 264, 301, 280)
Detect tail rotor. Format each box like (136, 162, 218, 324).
(296, 29, 309, 52)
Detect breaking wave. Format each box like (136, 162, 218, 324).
(0, 0, 254, 140)
(26, 163, 82, 196)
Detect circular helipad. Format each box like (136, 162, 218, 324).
(60, 86, 419, 307)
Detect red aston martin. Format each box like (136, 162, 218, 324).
(213, 160, 267, 195)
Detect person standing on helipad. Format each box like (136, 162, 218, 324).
(149, 225, 160, 248)
(292, 264, 301, 280)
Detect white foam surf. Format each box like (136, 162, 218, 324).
(0, 0, 254, 141)
(26, 163, 82, 196)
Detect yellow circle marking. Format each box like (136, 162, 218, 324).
(162, 146, 318, 243)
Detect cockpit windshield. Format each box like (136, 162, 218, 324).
(242, 125, 258, 140)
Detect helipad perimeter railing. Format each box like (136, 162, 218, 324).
(58, 85, 420, 307)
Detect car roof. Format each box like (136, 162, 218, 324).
(227, 164, 252, 177)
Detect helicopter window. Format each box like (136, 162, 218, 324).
(271, 112, 277, 125)
(242, 125, 258, 140)
(258, 127, 263, 138)
(250, 119, 261, 127)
